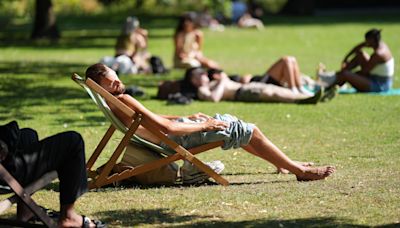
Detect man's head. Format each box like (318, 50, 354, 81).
(365, 28, 381, 47)
(85, 63, 126, 95)
(184, 67, 209, 88)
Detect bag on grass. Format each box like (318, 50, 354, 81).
(150, 56, 168, 74)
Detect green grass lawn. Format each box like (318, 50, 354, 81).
(0, 13, 399, 227)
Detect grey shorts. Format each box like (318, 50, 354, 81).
(234, 83, 268, 102)
(161, 114, 254, 154)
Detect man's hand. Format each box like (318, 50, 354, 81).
(202, 118, 229, 131)
(188, 112, 212, 121)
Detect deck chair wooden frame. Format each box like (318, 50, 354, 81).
(0, 164, 57, 228)
(72, 73, 229, 189)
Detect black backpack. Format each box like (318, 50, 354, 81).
(150, 56, 168, 74)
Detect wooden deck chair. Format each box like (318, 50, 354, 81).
(0, 164, 57, 228)
(72, 73, 229, 189)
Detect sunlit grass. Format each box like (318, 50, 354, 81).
(0, 13, 399, 227)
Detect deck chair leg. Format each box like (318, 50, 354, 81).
(92, 115, 142, 189)
(87, 125, 116, 170)
(0, 171, 57, 214)
(0, 166, 57, 228)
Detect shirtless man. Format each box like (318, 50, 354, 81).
(85, 63, 335, 181)
(182, 67, 322, 104)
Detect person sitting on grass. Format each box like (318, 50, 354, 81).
(85, 63, 336, 182)
(173, 12, 220, 70)
(0, 121, 106, 228)
(182, 67, 328, 104)
(322, 28, 394, 92)
(115, 16, 151, 73)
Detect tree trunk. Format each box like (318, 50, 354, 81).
(31, 0, 60, 40)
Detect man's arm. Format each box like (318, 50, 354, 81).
(174, 34, 187, 59)
(360, 53, 383, 75)
(198, 77, 227, 102)
(342, 42, 366, 66)
(112, 94, 228, 135)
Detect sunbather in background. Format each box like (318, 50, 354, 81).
(181, 67, 325, 104)
(321, 28, 394, 92)
(173, 12, 220, 69)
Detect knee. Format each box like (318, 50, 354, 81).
(337, 70, 350, 80)
(356, 50, 368, 59)
(251, 126, 262, 139)
(281, 56, 291, 64)
(63, 131, 84, 148)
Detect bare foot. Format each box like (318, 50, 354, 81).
(296, 166, 336, 181)
(277, 161, 315, 174)
(59, 214, 103, 228)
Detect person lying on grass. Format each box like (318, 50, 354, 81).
(182, 67, 335, 104)
(85, 63, 336, 181)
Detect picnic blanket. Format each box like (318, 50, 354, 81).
(339, 88, 400, 96)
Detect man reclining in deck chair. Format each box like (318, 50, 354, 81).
(0, 121, 106, 228)
(85, 63, 336, 181)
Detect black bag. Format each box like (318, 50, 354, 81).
(167, 93, 193, 105)
(150, 56, 168, 74)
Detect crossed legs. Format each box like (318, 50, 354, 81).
(242, 126, 335, 181)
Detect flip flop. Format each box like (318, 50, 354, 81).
(82, 215, 107, 228)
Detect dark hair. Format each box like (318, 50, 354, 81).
(207, 68, 223, 81)
(180, 67, 206, 99)
(365, 28, 381, 43)
(174, 12, 198, 37)
(85, 63, 109, 84)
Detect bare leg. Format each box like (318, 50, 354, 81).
(277, 161, 314, 174)
(267, 57, 296, 88)
(258, 84, 310, 103)
(288, 56, 303, 88)
(336, 70, 372, 92)
(242, 127, 335, 181)
(58, 204, 99, 228)
(343, 50, 370, 71)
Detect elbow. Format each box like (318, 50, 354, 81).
(164, 124, 179, 135)
(210, 96, 222, 102)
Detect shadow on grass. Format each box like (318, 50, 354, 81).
(266, 13, 400, 26)
(176, 217, 369, 227)
(0, 77, 92, 121)
(94, 208, 213, 226)
(0, 61, 88, 77)
(93, 208, 368, 227)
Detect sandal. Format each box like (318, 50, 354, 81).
(82, 215, 107, 228)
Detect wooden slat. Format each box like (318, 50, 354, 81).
(100, 141, 224, 186)
(0, 165, 57, 228)
(86, 124, 116, 170)
(132, 120, 229, 186)
(92, 115, 142, 189)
